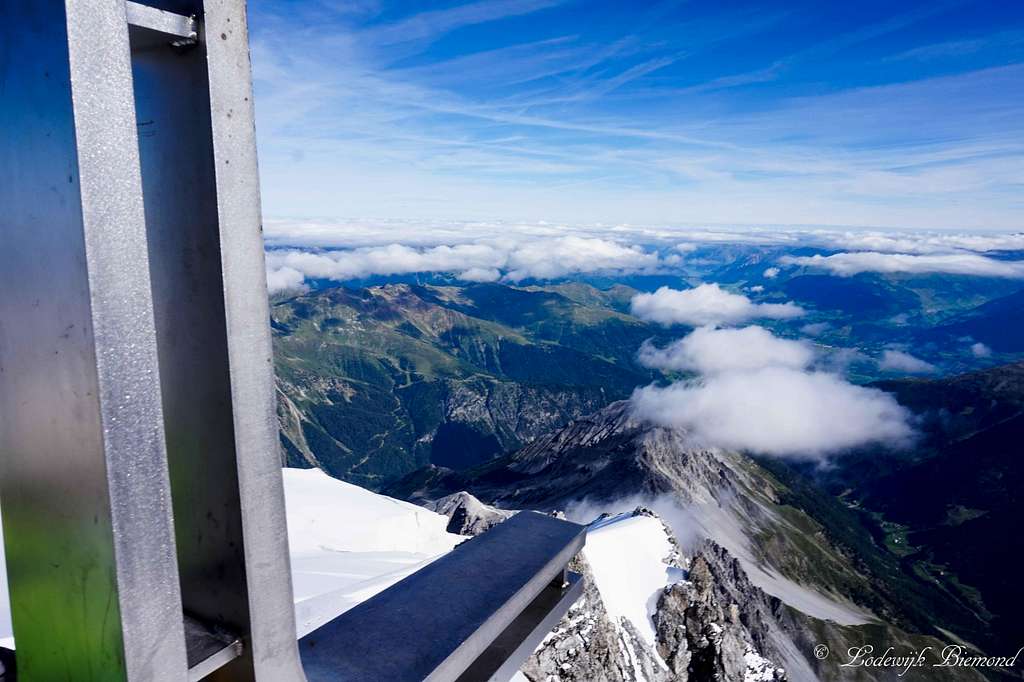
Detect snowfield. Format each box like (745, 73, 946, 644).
(285, 468, 465, 635)
(0, 468, 464, 647)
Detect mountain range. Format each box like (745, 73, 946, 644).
(272, 279, 1024, 679)
(272, 282, 670, 487)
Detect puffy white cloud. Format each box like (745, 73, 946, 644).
(781, 252, 1024, 278)
(502, 236, 661, 282)
(266, 266, 308, 294)
(630, 368, 914, 459)
(878, 349, 938, 374)
(631, 325, 913, 459)
(747, 285, 765, 293)
(763, 267, 780, 279)
(630, 283, 804, 327)
(638, 326, 815, 375)
(265, 243, 508, 282)
(971, 342, 992, 358)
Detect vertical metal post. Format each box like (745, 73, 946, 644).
(204, 2, 308, 678)
(0, 2, 190, 680)
(128, 1, 305, 679)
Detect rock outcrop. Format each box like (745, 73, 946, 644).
(521, 552, 667, 682)
(653, 541, 788, 681)
(426, 491, 515, 536)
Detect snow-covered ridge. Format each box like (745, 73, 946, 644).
(583, 512, 684, 646)
(517, 506, 789, 682)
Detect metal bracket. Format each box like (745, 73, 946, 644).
(125, 1, 198, 47)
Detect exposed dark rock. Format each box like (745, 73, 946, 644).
(426, 491, 515, 536)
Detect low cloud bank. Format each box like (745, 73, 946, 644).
(630, 284, 804, 327)
(781, 252, 1024, 278)
(630, 325, 914, 460)
(262, 220, 1024, 293)
(265, 236, 668, 293)
(264, 218, 1024, 256)
(820, 231, 1024, 255)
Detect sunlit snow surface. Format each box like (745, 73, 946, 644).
(0, 468, 464, 646)
(582, 513, 683, 645)
(284, 468, 465, 635)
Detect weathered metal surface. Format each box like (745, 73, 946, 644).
(125, 2, 196, 40)
(0, 2, 189, 680)
(458, 571, 585, 682)
(202, 1, 307, 678)
(299, 512, 586, 682)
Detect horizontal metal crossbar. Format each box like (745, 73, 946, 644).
(299, 511, 587, 682)
(125, 1, 197, 40)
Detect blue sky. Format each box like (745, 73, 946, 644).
(248, 0, 1024, 230)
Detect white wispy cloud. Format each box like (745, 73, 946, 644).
(882, 29, 1024, 63)
(249, 0, 1024, 229)
(630, 283, 804, 327)
(878, 349, 938, 374)
(781, 251, 1024, 278)
(359, 0, 567, 51)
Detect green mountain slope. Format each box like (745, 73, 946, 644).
(272, 283, 666, 488)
